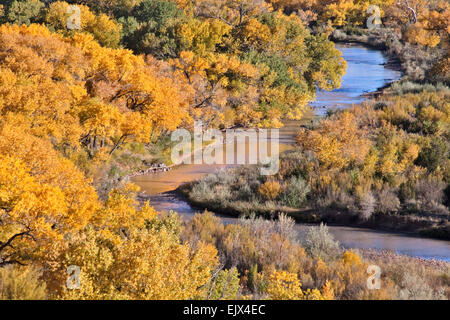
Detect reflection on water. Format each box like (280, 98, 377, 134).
(311, 44, 402, 114)
(295, 225, 450, 262)
(133, 44, 450, 262)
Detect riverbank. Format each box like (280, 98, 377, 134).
(177, 210, 449, 299)
(177, 88, 450, 242)
(360, 248, 450, 270)
(177, 181, 450, 241)
(133, 44, 449, 260)
(330, 27, 448, 84)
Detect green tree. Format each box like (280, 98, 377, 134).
(123, 0, 186, 58)
(3, 0, 44, 25)
(206, 267, 240, 299)
(415, 137, 449, 174)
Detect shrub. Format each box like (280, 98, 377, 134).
(317, 186, 355, 210)
(275, 214, 298, 243)
(184, 212, 304, 272)
(258, 181, 281, 201)
(415, 138, 449, 173)
(190, 180, 228, 203)
(182, 211, 225, 250)
(375, 189, 400, 214)
(266, 270, 305, 300)
(281, 176, 310, 208)
(206, 267, 240, 300)
(358, 192, 375, 220)
(302, 223, 341, 261)
(342, 250, 361, 266)
(237, 183, 253, 201)
(265, 270, 326, 300)
(391, 81, 450, 96)
(397, 272, 446, 300)
(222, 215, 305, 271)
(415, 179, 446, 212)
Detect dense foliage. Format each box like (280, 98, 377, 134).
(0, 0, 347, 128)
(0, 0, 448, 300)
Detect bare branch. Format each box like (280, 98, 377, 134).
(404, 0, 417, 23)
(0, 231, 30, 252)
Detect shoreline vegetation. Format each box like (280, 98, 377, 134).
(173, 12, 450, 243)
(177, 180, 450, 240)
(174, 34, 450, 241)
(175, 66, 450, 242)
(182, 212, 450, 299)
(178, 86, 450, 241)
(0, 0, 448, 300)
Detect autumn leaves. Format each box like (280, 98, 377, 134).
(0, 23, 188, 161)
(0, 0, 346, 299)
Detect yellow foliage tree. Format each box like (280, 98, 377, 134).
(0, 23, 189, 160)
(266, 270, 326, 300)
(0, 123, 100, 267)
(45, 1, 122, 48)
(42, 187, 219, 299)
(297, 112, 372, 171)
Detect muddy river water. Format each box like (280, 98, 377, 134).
(133, 44, 450, 262)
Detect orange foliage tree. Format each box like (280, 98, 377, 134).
(0, 24, 190, 161)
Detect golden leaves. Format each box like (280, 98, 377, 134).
(45, 1, 122, 48)
(258, 180, 282, 200)
(0, 24, 190, 159)
(404, 23, 441, 47)
(178, 18, 231, 56)
(56, 219, 218, 299)
(298, 112, 372, 170)
(266, 270, 305, 300)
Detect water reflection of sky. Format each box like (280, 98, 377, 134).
(295, 225, 450, 262)
(311, 44, 402, 114)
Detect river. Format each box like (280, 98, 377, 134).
(133, 44, 450, 262)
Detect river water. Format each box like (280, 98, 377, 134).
(133, 44, 450, 262)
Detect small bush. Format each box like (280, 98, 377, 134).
(281, 176, 310, 208)
(391, 81, 450, 95)
(415, 179, 446, 212)
(302, 223, 341, 261)
(258, 181, 281, 201)
(190, 180, 217, 202)
(375, 189, 400, 214)
(358, 192, 375, 220)
(396, 272, 445, 300)
(237, 184, 253, 201)
(415, 138, 449, 173)
(206, 267, 240, 300)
